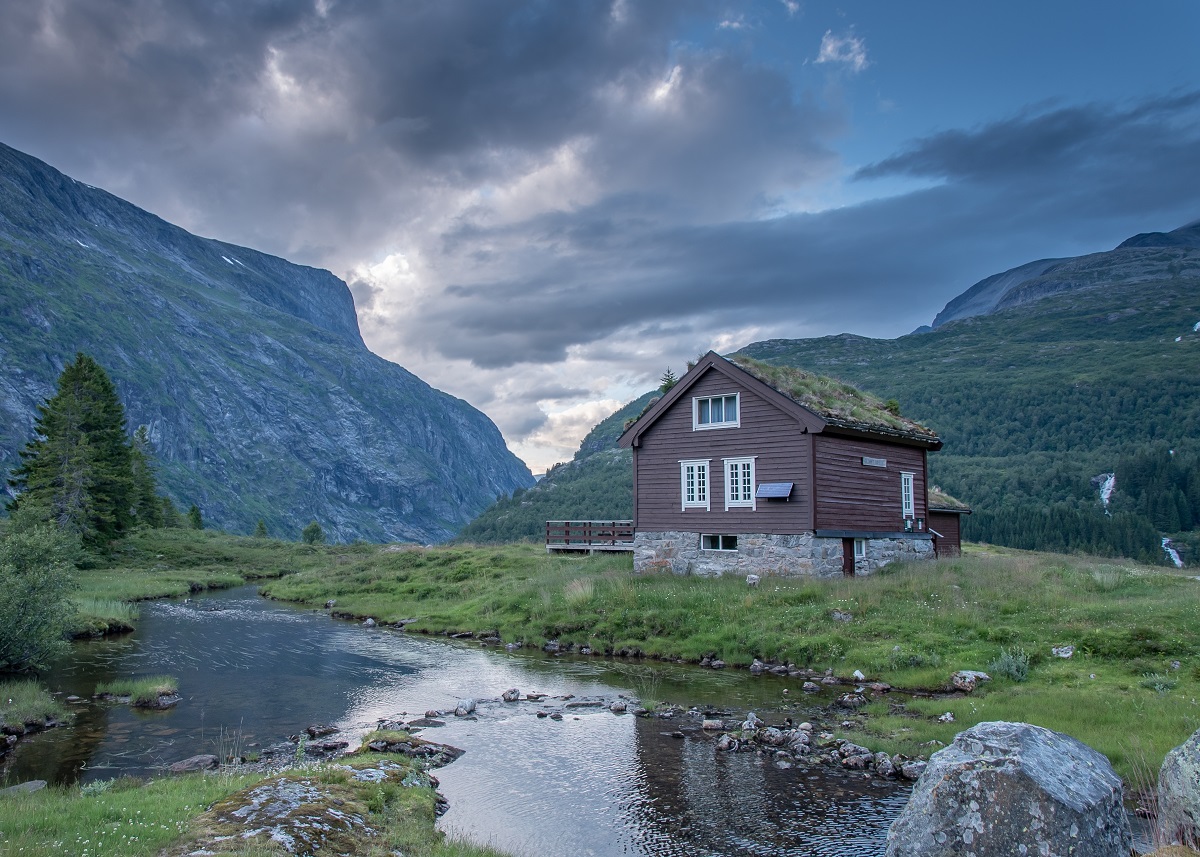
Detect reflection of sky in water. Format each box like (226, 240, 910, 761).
(9, 586, 908, 856)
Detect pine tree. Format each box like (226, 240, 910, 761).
(8, 354, 134, 547)
(160, 496, 182, 528)
(254, 519, 268, 538)
(187, 505, 204, 530)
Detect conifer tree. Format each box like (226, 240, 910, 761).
(130, 426, 163, 528)
(254, 519, 268, 538)
(160, 496, 182, 528)
(187, 504, 204, 530)
(8, 354, 134, 547)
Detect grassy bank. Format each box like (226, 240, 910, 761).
(0, 753, 509, 857)
(0, 680, 67, 730)
(68, 528, 351, 635)
(259, 541, 1200, 779)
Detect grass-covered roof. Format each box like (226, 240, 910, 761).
(729, 354, 941, 443)
(928, 486, 971, 512)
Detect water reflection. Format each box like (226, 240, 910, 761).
(5, 586, 907, 856)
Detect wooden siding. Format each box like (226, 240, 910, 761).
(633, 367, 814, 534)
(929, 511, 962, 557)
(813, 434, 927, 532)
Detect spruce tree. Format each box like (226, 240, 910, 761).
(8, 353, 134, 547)
(254, 519, 269, 538)
(187, 505, 204, 530)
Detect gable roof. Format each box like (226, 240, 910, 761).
(619, 351, 941, 449)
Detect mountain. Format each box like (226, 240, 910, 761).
(461, 220, 1200, 564)
(931, 220, 1200, 328)
(455, 391, 655, 543)
(0, 142, 533, 543)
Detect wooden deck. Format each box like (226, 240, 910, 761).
(546, 520, 634, 553)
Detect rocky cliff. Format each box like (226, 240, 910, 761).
(0, 142, 533, 542)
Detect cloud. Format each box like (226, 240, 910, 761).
(856, 93, 1200, 183)
(814, 29, 868, 73)
(3, 3, 1198, 471)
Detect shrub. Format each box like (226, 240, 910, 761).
(302, 521, 325, 545)
(0, 521, 78, 672)
(988, 646, 1031, 682)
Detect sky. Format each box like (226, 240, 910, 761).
(3, 1, 1199, 473)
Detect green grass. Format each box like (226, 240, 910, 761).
(0, 773, 266, 857)
(0, 680, 67, 729)
(0, 754, 510, 857)
(94, 676, 178, 707)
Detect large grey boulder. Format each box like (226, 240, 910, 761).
(886, 721, 1131, 856)
(1158, 727, 1200, 846)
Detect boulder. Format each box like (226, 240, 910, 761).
(950, 670, 991, 693)
(0, 779, 46, 794)
(885, 721, 1131, 857)
(1157, 727, 1200, 846)
(453, 698, 477, 717)
(501, 688, 520, 702)
(170, 754, 219, 773)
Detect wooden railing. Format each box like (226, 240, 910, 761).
(545, 520, 634, 552)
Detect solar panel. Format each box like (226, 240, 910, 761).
(755, 482, 793, 500)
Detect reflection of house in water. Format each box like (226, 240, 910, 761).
(627, 713, 910, 854)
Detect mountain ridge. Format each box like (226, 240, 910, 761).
(0, 141, 534, 542)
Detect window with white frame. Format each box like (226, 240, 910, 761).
(854, 538, 867, 559)
(724, 456, 756, 510)
(901, 472, 915, 518)
(701, 534, 738, 551)
(693, 393, 739, 430)
(680, 459, 710, 510)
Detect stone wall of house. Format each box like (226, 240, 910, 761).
(633, 531, 933, 578)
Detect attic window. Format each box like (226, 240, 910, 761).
(694, 394, 739, 430)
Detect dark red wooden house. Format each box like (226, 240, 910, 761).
(617, 351, 966, 577)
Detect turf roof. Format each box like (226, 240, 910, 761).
(728, 354, 941, 443)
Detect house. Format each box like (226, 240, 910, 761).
(617, 351, 963, 578)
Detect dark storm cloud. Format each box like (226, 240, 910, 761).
(413, 92, 1200, 368)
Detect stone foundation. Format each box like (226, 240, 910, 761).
(633, 531, 933, 578)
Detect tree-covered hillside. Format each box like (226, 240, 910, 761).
(456, 392, 656, 543)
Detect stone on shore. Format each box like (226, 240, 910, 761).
(885, 721, 1131, 857)
(169, 753, 219, 773)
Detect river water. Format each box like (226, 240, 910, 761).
(5, 586, 909, 856)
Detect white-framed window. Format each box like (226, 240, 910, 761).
(854, 538, 867, 559)
(901, 471, 915, 518)
(680, 459, 710, 511)
(693, 393, 739, 430)
(701, 534, 739, 551)
(723, 456, 756, 510)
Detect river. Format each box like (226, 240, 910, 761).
(4, 585, 910, 856)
